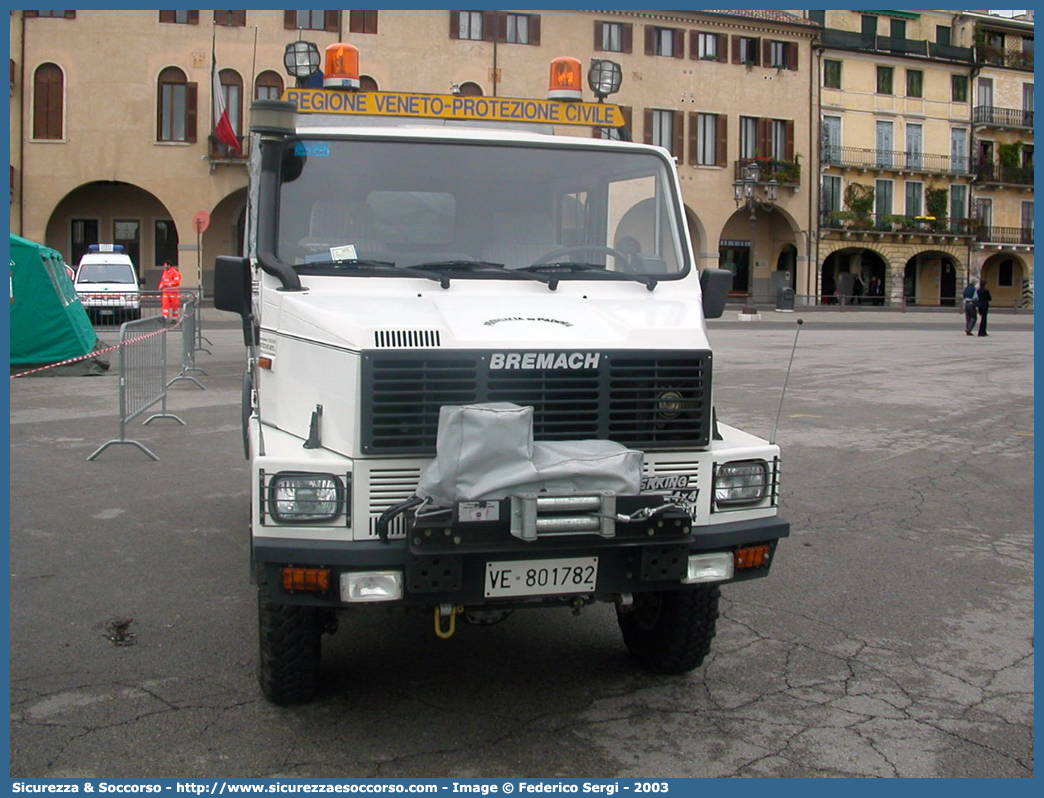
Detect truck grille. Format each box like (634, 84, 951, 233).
(361, 350, 711, 455)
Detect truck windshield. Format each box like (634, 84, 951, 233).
(276, 137, 689, 279)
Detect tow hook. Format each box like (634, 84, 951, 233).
(434, 603, 464, 639)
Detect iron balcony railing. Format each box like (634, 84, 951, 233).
(820, 28, 974, 63)
(976, 225, 1035, 246)
(972, 105, 1034, 129)
(973, 162, 1034, 186)
(819, 210, 977, 237)
(820, 145, 971, 175)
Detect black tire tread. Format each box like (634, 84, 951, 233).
(257, 592, 321, 705)
(617, 585, 720, 674)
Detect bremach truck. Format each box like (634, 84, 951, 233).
(215, 46, 789, 704)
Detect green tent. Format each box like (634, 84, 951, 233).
(10, 233, 97, 367)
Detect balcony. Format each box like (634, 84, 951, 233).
(207, 134, 250, 164)
(975, 45, 1034, 71)
(973, 162, 1035, 187)
(976, 225, 1034, 246)
(820, 146, 970, 176)
(819, 28, 974, 63)
(972, 105, 1034, 130)
(820, 210, 976, 238)
(734, 157, 801, 187)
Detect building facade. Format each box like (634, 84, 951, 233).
(813, 8, 1033, 308)
(10, 9, 1031, 306)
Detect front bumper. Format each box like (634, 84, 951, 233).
(254, 513, 789, 609)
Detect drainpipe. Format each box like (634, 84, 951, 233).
(18, 10, 26, 236)
(810, 38, 821, 302)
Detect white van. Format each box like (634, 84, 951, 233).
(74, 244, 141, 323)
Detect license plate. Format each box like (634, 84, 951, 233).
(99, 309, 114, 316)
(485, 557, 598, 598)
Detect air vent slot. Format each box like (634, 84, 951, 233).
(374, 330, 441, 348)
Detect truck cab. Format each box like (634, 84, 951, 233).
(216, 47, 787, 704)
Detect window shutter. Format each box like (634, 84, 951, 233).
(645, 26, 656, 56)
(449, 11, 460, 39)
(643, 109, 654, 145)
(529, 15, 540, 45)
(233, 10, 246, 26)
(688, 113, 698, 164)
(496, 12, 507, 43)
(325, 11, 339, 32)
(483, 11, 496, 42)
(185, 82, 197, 143)
(24, 11, 38, 18)
(189, 10, 198, 24)
(673, 29, 684, 59)
(621, 106, 632, 132)
(785, 120, 795, 161)
(673, 111, 684, 157)
(65, 10, 75, 19)
(731, 35, 741, 64)
(788, 42, 798, 71)
(763, 40, 771, 66)
(594, 21, 603, 52)
(284, 10, 295, 29)
(717, 114, 728, 166)
(689, 31, 698, 60)
(159, 10, 175, 23)
(757, 118, 771, 157)
(717, 34, 727, 61)
(622, 24, 632, 54)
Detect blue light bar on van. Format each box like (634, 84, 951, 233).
(87, 244, 125, 253)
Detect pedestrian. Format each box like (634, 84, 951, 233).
(976, 279, 992, 337)
(962, 280, 978, 335)
(158, 260, 182, 323)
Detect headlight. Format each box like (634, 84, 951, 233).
(714, 460, 768, 507)
(270, 472, 346, 523)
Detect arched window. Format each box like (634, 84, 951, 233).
(254, 70, 284, 101)
(157, 67, 197, 142)
(458, 81, 483, 97)
(33, 63, 63, 140)
(359, 75, 379, 92)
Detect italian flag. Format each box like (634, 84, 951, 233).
(213, 66, 241, 153)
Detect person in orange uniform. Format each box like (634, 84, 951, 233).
(158, 261, 182, 323)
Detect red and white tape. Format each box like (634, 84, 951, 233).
(10, 320, 182, 379)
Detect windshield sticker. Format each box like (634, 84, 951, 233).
(329, 245, 357, 262)
(294, 141, 330, 157)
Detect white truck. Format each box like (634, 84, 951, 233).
(215, 48, 788, 704)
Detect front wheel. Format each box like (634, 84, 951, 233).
(257, 590, 322, 705)
(616, 586, 720, 674)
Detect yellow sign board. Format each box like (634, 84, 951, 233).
(282, 89, 625, 128)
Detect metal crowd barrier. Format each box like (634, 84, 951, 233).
(166, 295, 206, 390)
(87, 316, 187, 461)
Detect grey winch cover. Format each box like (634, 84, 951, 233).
(415, 403, 643, 506)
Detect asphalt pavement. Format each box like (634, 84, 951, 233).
(8, 306, 1034, 778)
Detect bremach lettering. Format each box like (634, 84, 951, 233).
(489, 352, 601, 370)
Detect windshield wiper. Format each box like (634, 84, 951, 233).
(410, 260, 558, 289)
(518, 262, 658, 291)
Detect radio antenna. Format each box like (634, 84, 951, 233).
(771, 318, 804, 445)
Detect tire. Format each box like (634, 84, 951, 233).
(616, 585, 720, 674)
(257, 589, 322, 705)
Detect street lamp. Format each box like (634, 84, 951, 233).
(733, 161, 779, 220)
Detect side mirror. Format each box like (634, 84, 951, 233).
(214, 256, 254, 346)
(700, 268, 733, 320)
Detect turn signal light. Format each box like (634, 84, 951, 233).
(282, 567, 331, 592)
(734, 544, 771, 570)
